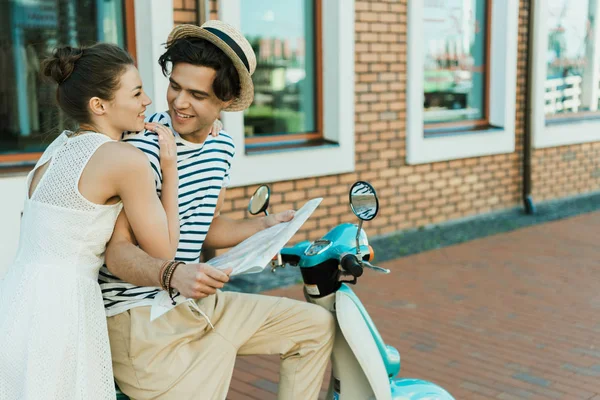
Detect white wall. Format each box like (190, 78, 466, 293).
(0, 175, 27, 277)
(134, 0, 173, 115)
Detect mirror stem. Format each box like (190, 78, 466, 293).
(356, 219, 363, 258)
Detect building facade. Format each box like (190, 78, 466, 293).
(1, 0, 599, 273)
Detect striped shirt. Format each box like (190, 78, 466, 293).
(98, 111, 235, 317)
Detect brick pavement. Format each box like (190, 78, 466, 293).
(227, 212, 600, 399)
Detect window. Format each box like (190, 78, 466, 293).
(423, 0, 489, 128)
(531, 0, 600, 148)
(219, 0, 354, 186)
(0, 0, 131, 165)
(406, 0, 519, 164)
(545, 1, 596, 118)
(240, 0, 322, 148)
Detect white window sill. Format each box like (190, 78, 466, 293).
(533, 119, 600, 148)
(408, 126, 514, 165)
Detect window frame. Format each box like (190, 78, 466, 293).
(218, 0, 355, 187)
(242, 0, 324, 149)
(125, 0, 137, 63)
(423, 0, 493, 133)
(406, 0, 519, 165)
(531, 0, 600, 148)
(0, 0, 138, 169)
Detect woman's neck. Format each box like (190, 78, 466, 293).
(78, 122, 121, 141)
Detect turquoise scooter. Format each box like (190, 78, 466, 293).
(248, 181, 455, 400)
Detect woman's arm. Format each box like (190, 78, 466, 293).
(147, 122, 179, 257)
(108, 141, 178, 260)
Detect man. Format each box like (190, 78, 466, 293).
(100, 21, 335, 400)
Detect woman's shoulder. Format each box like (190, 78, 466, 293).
(96, 140, 148, 170)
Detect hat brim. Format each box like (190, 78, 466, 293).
(168, 25, 254, 112)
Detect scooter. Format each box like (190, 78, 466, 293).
(248, 181, 455, 400)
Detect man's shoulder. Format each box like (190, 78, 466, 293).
(208, 130, 236, 153)
(146, 111, 171, 125)
(121, 111, 169, 153)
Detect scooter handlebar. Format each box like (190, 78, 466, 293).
(340, 254, 364, 278)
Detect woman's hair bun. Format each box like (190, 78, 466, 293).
(42, 46, 85, 85)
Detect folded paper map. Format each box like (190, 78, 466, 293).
(206, 197, 323, 276)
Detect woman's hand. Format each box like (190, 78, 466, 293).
(146, 122, 177, 170)
(210, 119, 223, 137)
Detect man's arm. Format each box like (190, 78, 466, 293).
(105, 210, 162, 287)
(105, 210, 231, 299)
(203, 187, 295, 250)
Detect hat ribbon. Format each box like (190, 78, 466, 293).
(204, 27, 250, 72)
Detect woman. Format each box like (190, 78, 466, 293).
(0, 43, 183, 399)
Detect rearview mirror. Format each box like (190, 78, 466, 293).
(248, 185, 271, 215)
(349, 181, 379, 221)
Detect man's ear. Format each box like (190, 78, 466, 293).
(89, 97, 106, 116)
(222, 99, 235, 110)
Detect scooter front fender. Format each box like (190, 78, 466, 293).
(391, 378, 454, 400)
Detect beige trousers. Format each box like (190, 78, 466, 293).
(107, 290, 335, 400)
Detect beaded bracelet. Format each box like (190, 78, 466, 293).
(165, 261, 184, 305)
(160, 260, 177, 291)
(158, 260, 174, 290)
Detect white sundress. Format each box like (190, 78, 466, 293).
(0, 132, 123, 400)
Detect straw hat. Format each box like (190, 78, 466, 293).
(167, 21, 256, 112)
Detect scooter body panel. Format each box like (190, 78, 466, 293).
(281, 224, 370, 268)
(338, 284, 400, 378)
(390, 378, 454, 399)
(306, 292, 379, 400)
(336, 289, 393, 400)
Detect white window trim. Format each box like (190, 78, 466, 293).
(134, 0, 173, 115)
(406, 0, 519, 165)
(531, 0, 600, 148)
(218, 0, 355, 187)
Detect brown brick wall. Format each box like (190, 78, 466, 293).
(173, 0, 198, 25)
(532, 143, 600, 201)
(175, 0, 599, 251)
(209, 0, 218, 20)
(214, 0, 525, 249)
(173, 1, 218, 25)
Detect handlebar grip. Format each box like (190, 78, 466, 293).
(341, 254, 363, 277)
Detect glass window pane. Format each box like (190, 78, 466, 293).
(546, 1, 593, 116)
(99, 0, 125, 47)
(0, 0, 126, 156)
(422, 0, 487, 125)
(240, 0, 317, 138)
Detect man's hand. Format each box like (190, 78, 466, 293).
(170, 263, 232, 299)
(264, 210, 295, 228)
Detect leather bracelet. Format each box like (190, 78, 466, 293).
(163, 263, 176, 291)
(166, 261, 185, 305)
(160, 260, 177, 290)
(162, 261, 174, 290)
(158, 260, 173, 290)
